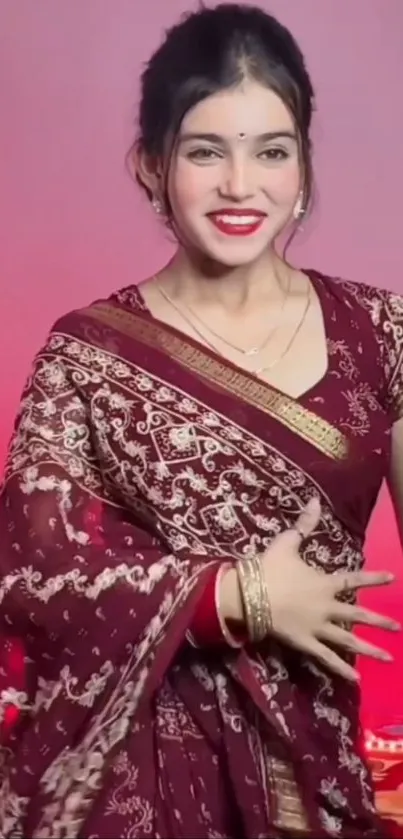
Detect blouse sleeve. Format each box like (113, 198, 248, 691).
(349, 281, 403, 423)
(377, 289, 403, 422)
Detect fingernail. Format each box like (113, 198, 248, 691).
(391, 622, 401, 631)
(381, 652, 393, 661)
(306, 497, 319, 511)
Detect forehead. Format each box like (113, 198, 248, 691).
(180, 80, 294, 137)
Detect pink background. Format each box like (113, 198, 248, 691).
(1, 0, 402, 728)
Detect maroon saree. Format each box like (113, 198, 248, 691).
(0, 270, 402, 838)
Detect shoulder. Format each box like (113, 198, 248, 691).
(322, 274, 403, 328)
(45, 284, 145, 344)
(316, 272, 403, 343)
(336, 277, 403, 322)
(108, 284, 148, 313)
(319, 273, 403, 416)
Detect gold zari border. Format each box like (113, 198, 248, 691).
(270, 756, 309, 833)
(81, 302, 349, 462)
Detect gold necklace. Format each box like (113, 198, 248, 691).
(254, 281, 311, 374)
(180, 267, 291, 358)
(157, 283, 234, 357)
(157, 276, 312, 378)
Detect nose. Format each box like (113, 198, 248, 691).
(219, 155, 255, 202)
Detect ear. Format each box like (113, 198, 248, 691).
(130, 142, 163, 199)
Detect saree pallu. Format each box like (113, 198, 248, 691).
(0, 277, 397, 838)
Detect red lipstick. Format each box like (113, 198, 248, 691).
(207, 208, 266, 237)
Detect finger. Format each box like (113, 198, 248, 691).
(303, 638, 359, 682)
(319, 624, 393, 662)
(333, 570, 394, 595)
(284, 497, 321, 547)
(330, 604, 401, 632)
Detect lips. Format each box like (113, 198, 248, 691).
(207, 209, 266, 237)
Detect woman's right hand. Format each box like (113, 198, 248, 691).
(259, 497, 399, 681)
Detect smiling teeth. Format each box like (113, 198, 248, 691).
(216, 215, 261, 225)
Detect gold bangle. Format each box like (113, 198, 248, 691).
(215, 564, 244, 648)
(237, 556, 272, 643)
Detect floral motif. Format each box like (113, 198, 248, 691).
(1, 272, 402, 837)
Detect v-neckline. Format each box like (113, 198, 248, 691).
(132, 268, 332, 405)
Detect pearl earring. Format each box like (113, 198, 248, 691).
(152, 196, 163, 215)
(293, 191, 305, 221)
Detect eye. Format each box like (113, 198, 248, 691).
(187, 147, 222, 163)
(258, 147, 290, 162)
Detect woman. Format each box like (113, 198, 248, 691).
(0, 3, 402, 837)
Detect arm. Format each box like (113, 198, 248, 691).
(371, 287, 403, 548)
(0, 339, 239, 723)
(188, 564, 245, 647)
(388, 416, 403, 547)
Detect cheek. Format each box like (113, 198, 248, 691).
(265, 162, 301, 204)
(169, 162, 216, 215)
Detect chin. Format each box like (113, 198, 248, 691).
(200, 241, 270, 269)
(179, 224, 276, 269)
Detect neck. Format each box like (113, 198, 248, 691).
(158, 247, 288, 312)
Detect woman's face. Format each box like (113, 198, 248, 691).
(166, 80, 302, 267)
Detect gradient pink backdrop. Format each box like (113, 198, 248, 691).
(1, 0, 402, 728)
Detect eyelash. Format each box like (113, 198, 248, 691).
(187, 147, 290, 163)
(259, 148, 290, 161)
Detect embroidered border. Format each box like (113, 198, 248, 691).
(81, 302, 349, 462)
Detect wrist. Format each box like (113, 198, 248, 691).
(187, 564, 245, 649)
(218, 565, 244, 624)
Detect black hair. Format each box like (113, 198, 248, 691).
(133, 3, 315, 217)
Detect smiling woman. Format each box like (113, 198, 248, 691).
(169, 92, 301, 250)
(1, 4, 403, 839)
(135, 78, 306, 275)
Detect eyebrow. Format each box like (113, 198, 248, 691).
(178, 131, 297, 144)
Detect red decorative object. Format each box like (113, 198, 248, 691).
(365, 726, 403, 836)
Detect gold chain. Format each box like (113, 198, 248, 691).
(181, 266, 291, 357)
(255, 281, 311, 374)
(156, 275, 311, 377)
